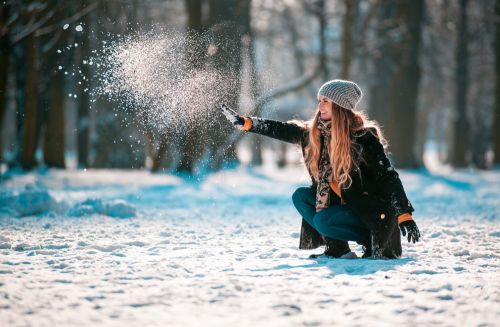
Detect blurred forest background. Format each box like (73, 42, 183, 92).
(1, 0, 499, 175)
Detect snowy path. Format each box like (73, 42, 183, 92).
(1, 166, 499, 326)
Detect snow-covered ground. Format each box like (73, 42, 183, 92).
(1, 159, 499, 326)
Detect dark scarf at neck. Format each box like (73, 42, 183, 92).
(315, 118, 334, 212)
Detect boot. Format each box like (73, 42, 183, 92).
(309, 236, 351, 259)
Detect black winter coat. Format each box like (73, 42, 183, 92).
(247, 117, 415, 258)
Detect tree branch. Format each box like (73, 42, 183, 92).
(35, 2, 99, 37)
(11, 9, 54, 45)
(255, 66, 319, 109)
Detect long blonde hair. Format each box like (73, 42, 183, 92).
(300, 103, 388, 190)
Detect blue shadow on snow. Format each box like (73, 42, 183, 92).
(249, 257, 415, 276)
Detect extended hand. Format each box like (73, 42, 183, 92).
(219, 104, 245, 126)
(399, 220, 420, 243)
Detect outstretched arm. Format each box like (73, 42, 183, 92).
(220, 104, 306, 145)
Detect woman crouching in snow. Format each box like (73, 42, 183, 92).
(219, 79, 420, 259)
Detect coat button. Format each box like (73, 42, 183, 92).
(380, 213, 386, 219)
(362, 191, 369, 195)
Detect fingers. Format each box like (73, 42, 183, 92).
(412, 226, 420, 242)
(220, 105, 238, 125)
(219, 104, 230, 116)
(400, 221, 421, 243)
(409, 228, 420, 243)
(219, 104, 231, 115)
(400, 222, 421, 243)
(220, 104, 245, 127)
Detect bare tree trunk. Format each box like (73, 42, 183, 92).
(386, 0, 424, 168)
(370, 0, 423, 168)
(414, 98, 427, 167)
(176, 129, 201, 173)
(91, 1, 144, 169)
(282, 3, 317, 98)
(340, 0, 355, 80)
(247, 3, 263, 166)
(77, 2, 91, 168)
(283, 5, 305, 76)
(176, 0, 205, 173)
(43, 31, 65, 168)
(494, 0, 500, 165)
(150, 131, 171, 172)
(20, 34, 38, 169)
(0, 5, 10, 162)
(276, 142, 287, 168)
(40, 0, 66, 168)
(317, 0, 328, 81)
(186, 0, 203, 31)
(451, 0, 469, 167)
(369, 3, 393, 124)
(12, 43, 26, 167)
(207, 0, 249, 171)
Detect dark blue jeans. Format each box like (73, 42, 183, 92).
(292, 186, 371, 245)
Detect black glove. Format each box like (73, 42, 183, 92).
(219, 104, 245, 126)
(399, 220, 420, 243)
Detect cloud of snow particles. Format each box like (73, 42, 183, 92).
(90, 30, 238, 133)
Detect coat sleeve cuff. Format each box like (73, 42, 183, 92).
(398, 212, 413, 224)
(240, 117, 253, 131)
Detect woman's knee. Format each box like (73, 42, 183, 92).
(312, 213, 330, 234)
(292, 187, 313, 207)
(313, 209, 352, 234)
(313, 211, 370, 243)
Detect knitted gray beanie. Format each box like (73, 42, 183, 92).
(317, 79, 363, 110)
